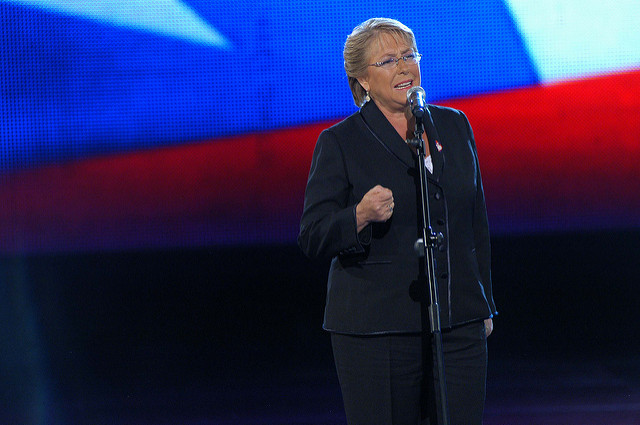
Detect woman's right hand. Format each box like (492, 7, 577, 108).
(356, 185, 394, 232)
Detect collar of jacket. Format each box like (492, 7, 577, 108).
(358, 100, 444, 182)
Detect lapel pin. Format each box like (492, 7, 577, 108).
(435, 141, 443, 152)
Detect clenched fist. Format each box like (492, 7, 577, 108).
(356, 185, 394, 232)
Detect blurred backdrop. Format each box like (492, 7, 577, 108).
(1, 1, 639, 424)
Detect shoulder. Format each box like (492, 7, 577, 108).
(321, 109, 364, 139)
(310, 109, 365, 162)
(428, 104, 467, 123)
(428, 103, 473, 139)
(315, 109, 369, 155)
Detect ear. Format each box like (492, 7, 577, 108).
(356, 76, 370, 93)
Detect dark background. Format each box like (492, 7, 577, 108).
(2, 2, 639, 423)
(2, 229, 639, 423)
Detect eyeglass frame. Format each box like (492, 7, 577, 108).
(368, 52, 422, 69)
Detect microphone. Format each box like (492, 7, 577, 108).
(405, 86, 442, 161)
(407, 86, 427, 118)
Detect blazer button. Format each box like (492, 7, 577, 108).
(438, 244, 446, 252)
(437, 219, 445, 226)
(434, 192, 442, 200)
(440, 273, 448, 279)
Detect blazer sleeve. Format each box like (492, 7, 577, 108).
(298, 129, 371, 261)
(461, 111, 498, 316)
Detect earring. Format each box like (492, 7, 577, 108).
(364, 91, 371, 103)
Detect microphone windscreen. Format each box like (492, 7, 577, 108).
(407, 86, 426, 102)
(407, 86, 426, 117)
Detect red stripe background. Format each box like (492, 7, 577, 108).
(1, 70, 639, 253)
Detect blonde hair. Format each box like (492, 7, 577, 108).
(344, 18, 418, 107)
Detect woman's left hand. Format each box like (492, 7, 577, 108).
(484, 318, 493, 337)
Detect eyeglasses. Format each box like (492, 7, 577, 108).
(369, 52, 422, 70)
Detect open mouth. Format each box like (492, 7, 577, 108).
(394, 81, 413, 90)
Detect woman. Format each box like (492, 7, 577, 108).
(298, 18, 497, 425)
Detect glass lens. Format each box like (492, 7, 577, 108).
(380, 58, 396, 69)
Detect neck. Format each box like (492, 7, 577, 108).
(377, 103, 415, 140)
(376, 103, 429, 156)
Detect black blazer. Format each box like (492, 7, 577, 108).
(298, 100, 497, 333)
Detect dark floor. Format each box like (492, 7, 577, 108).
(2, 230, 639, 424)
(8, 352, 637, 424)
(5, 350, 639, 424)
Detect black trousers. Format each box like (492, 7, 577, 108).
(331, 320, 488, 425)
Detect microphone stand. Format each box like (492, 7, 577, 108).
(406, 109, 450, 425)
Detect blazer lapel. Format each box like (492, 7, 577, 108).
(425, 105, 445, 183)
(359, 101, 415, 169)
(359, 101, 446, 183)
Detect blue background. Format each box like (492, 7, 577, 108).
(2, 0, 537, 170)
